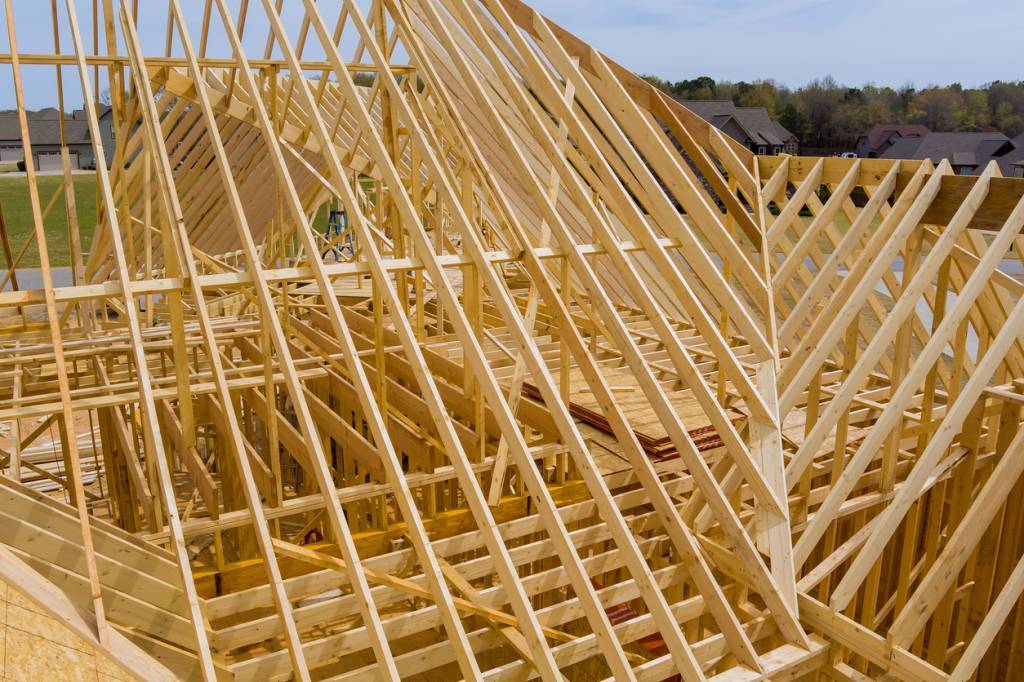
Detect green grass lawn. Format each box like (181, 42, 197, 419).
(0, 174, 97, 268)
(796, 211, 853, 253)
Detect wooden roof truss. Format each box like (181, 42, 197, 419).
(0, 0, 1023, 680)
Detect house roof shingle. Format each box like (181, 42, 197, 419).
(997, 133, 1024, 175)
(679, 100, 796, 149)
(880, 131, 1014, 173)
(860, 123, 930, 151)
(0, 105, 110, 147)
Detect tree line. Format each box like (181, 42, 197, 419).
(641, 75, 1024, 152)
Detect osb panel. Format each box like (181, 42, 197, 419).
(0, 580, 134, 682)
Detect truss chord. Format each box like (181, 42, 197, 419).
(2, 1, 1024, 680)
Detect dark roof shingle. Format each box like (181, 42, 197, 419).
(881, 131, 1014, 173)
(0, 105, 110, 146)
(678, 100, 796, 148)
(861, 123, 930, 151)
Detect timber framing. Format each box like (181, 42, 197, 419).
(1, 1, 1024, 680)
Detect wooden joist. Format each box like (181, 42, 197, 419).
(2, 0, 1024, 680)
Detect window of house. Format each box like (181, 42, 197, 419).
(1016, 167, 1024, 178)
(785, 142, 797, 153)
(773, 146, 781, 155)
(757, 146, 767, 155)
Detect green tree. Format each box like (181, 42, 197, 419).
(642, 74, 1024, 149)
(778, 103, 810, 141)
(672, 76, 717, 100)
(908, 88, 961, 130)
(736, 80, 781, 114)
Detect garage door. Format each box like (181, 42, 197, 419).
(37, 151, 77, 171)
(0, 148, 23, 162)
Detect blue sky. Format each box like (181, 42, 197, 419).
(2, 0, 1022, 110)
(530, 0, 1024, 88)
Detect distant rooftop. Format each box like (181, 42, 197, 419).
(860, 123, 930, 150)
(881, 131, 1015, 173)
(679, 100, 797, 149)
(0, 105, 110, 145)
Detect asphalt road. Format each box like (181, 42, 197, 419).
(0, 267, 73, 289)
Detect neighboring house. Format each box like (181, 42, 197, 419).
(0, 105, 114, 170)
(856, 123, 930, 158)
(680, 100, 798, 155)
(997, 133, 1024, 178)
(881, 131, 1016, 175)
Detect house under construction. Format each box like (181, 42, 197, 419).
(2, 1, 1024, 680)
